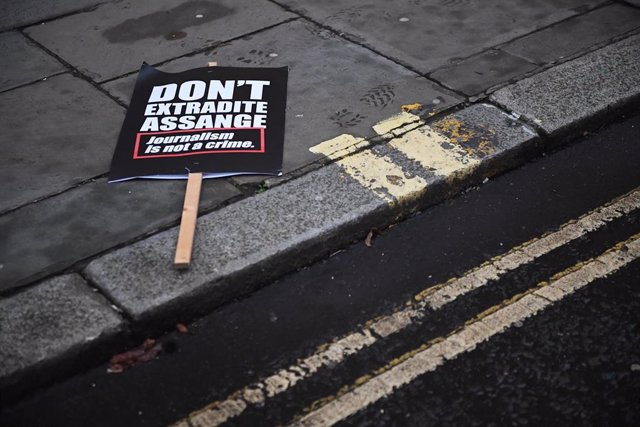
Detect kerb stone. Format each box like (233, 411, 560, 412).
(0, 274, 124, 391)
(85, 165, 387, 322)
(491, 35, 640, 136)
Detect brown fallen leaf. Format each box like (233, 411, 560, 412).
(107, 338, 162, 373)
(176, 323, 189, 334)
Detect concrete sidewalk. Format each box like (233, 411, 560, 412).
(1, 0, 640, 398)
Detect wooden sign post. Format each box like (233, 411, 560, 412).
(173, 171, 203, 268)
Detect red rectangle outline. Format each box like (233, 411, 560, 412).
(133, 127, 265, 159)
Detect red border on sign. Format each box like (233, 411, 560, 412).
(133, 127, 265, 159)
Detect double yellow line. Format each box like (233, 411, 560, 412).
(176, 188, 640, 427)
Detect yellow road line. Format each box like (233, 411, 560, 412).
(292, 234, 640, 426)
(174, 187, 640, 427)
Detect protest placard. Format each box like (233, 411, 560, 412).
(109, 63, 288, 268)
(109, 63, 288, 182)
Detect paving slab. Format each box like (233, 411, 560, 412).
(0, 73, 124, 213)
(502, 3, 640, 65)
(0, 31, 65, 92)
(276, 0, 604, 73)
(25, 0, 295, 82)
(430, 50, 537, 96)
(0, 0, 102, 31)
(0, 178, 240, 293)
(491, 34, 640, 136)
(0, 274, 123, 391)
(84, 103, 537, 324)
(102, 20, 461, 181)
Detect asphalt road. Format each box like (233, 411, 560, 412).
(2, 113, 640, 426)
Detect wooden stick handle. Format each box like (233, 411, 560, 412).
(174, 172, 203, 269)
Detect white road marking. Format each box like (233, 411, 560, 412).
(177, 188, 640, 427)
(292, 234, 640, 427)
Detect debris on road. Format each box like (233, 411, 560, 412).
(365, 228, 382, 247)
(401, 103, 422, 112)
(107, 339, 162, 373)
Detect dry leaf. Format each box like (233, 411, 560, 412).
(107, 339, 161, 373)
(176, 323, 189, 334)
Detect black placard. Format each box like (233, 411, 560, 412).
(108, 63, 288, 182)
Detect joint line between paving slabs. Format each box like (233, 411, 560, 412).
(423, 1, 613, 77)
(13, 2, 109, 32)
(0, 172, 109, 217)
(0, 71, 69, 95)
(484, 98, 551, 137)
(426, 26, 640, 100)
(19, 30, 131, 109)
(79, 271, 136, 324)
(96, 17, 301, 87)
(267, 0, 611, 100)
(264, 0, 468, 100)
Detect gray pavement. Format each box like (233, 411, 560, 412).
(0, 32, 65, 91)
(275, 0, 604, 73)
(1, 0, 640, 400)
(0, 0, 102, 31)
(25, 0, 295, 81)
(0, 74, 124, 213)
(102, 20, 461, 183)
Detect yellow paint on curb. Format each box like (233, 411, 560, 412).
(372, 111, 422, 135)
(336, 150, 428, 203)
(309, 134, 369, 160)
(390, 126, 479, 177)
(307, 111, 483, 204)
(432, 116, 496, 158)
